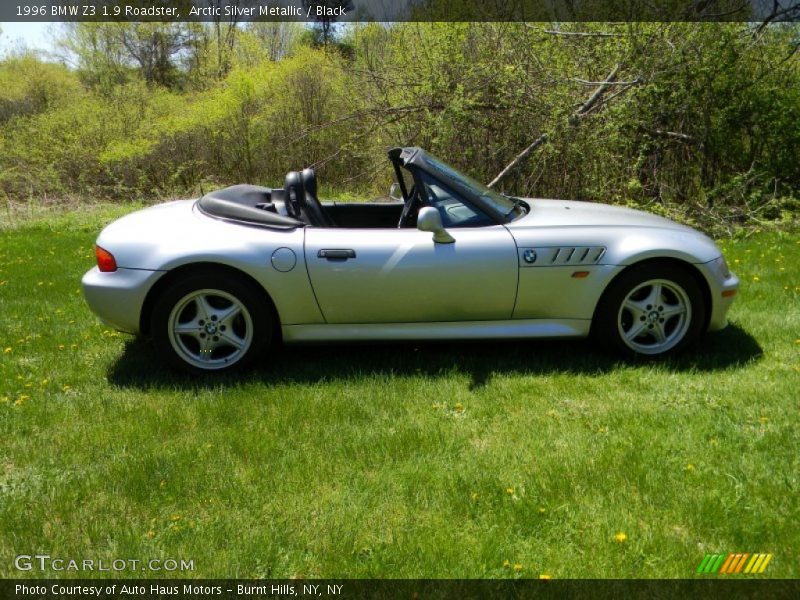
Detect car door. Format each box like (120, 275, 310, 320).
(304, 225, 518, 324)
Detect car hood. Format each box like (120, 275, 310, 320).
(509, 198, 695, 232)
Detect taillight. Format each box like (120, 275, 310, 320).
(95, 245, 117, 272)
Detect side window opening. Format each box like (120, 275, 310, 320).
(417, 172, 494, 228)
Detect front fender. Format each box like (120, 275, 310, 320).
(605, 229, 722, 266)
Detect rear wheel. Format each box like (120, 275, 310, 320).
(592, 263, 705, 358)
(151, 273, 271, 374)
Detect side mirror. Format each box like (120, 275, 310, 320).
(417, 207, 455, 244)
(389, 182, 403, 202)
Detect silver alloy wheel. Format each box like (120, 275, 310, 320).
(167, 288, 254, 370)
(617, 278, 692, 355)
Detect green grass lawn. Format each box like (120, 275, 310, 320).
(1, 205, 798, 579)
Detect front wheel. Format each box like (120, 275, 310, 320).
(592, 263, 706, 358)
(151, 273, 271, 374)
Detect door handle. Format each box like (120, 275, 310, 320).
(318, 249, 356, 260)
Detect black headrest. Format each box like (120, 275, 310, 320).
(301, 168, 317, 199)
(284, 171, 304, 218)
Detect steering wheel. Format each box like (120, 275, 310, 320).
(397, 185, 420, 228)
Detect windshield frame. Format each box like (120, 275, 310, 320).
(390, 147, 522, 224)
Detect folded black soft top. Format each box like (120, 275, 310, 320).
(196, 184, 304, 229)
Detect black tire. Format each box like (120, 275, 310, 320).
(592, 262, 706, 358)
(151, 272, 272, 375)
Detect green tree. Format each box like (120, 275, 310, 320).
(302, 0, 355, 45)
(58, 23, 199, 89)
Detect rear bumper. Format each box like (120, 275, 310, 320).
(695, 259, 739, 332)
(82, 267, 165, 334)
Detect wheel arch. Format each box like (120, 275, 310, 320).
(139, 262, 281, 340)
(591, 257, 712, 332)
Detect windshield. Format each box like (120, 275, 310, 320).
(422, 154, 521, 220)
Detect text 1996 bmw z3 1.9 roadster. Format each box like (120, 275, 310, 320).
(82, 147, 739, 374)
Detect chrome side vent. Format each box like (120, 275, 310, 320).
(518, 246, 606, 267)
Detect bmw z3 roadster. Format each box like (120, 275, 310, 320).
(83, 147, 739, 374)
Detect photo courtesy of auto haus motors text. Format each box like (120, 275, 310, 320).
(15, 583, 345, 597)
(1, 0, 798, 599)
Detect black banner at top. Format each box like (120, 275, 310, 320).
(3, 0, 800, 23)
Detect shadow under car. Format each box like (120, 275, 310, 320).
(106, 322, 763, 391)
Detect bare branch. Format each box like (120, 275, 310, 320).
(754, 0, 800, 36)
(579, 79, 640, 116)
(572, 78, 642, 86)
(538, 28, 623, 38)
(571, 64, 620, 121)
(488, 64, 636, 188)
(642, 128, 699, 143)
(487, 134, 549, 189)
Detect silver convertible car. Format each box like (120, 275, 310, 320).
(83, 147, 739, 374)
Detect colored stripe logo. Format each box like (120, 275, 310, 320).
(696, 553, 773, 574)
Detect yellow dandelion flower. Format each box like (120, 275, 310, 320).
(37, 281, 43, 286)
(614, 532, 628, 543)
(3, 347, 11, 353)
(146, 531, 155, 539)
(159, 480, 167, 488)
(1, 396, 9, 404)
(759, 416, 768, 424)
(539, 574, 551, 580)
(795, 339, 800, 344)
(61, 385, 71, 392)
(170, 514, 181, 521)
(503, 560, 510, 568)
(471, 492, 479, 502)
(454, 402, 464, 412)
(513, 564, 523, 572)
(686, 463, 695, 472)
(58, 344, 65, 350)
(15, 395, 30, 406)
(538, 507, 547, 514)
(40, 379, 48, 386)
(752, 276, 760, 282)
(506, 487, 514, 495)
